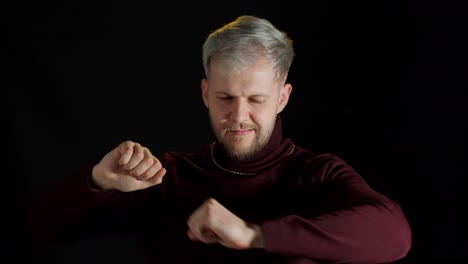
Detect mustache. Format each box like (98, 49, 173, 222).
(224, 123, 257, 131)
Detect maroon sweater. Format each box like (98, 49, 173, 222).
(26, 117, 412, 264)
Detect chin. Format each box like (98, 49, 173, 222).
(222, 143, 252, 159)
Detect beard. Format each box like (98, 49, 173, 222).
(221, 131, 266, 161)
(209, 118, 273, 161)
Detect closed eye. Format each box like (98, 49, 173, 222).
(249, 98, 266, 104)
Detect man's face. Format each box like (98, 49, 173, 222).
(201, 58, 292, 160)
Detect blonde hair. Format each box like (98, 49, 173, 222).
(202, 15, 295, 81)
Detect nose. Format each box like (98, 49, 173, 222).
(229, 98, 249, 123)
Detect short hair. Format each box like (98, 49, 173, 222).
(202, 15, 295, 81)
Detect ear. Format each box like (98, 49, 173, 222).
(201, 79, 209, 108)
(277, 83, 292, 114)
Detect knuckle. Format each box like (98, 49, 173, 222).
(135, 150, 145, 159)
(123, 140, 134, 148)
(142, 157, 154, 167)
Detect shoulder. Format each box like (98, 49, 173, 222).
(290, 145, 359, 182)
(291, 145, 349, 168)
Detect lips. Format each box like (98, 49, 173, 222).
(228, 129, 254, 135)
(225, 124, 256, 131)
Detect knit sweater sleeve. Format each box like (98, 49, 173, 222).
(260, 154, 412, 264)
(23, 164, 155, 243)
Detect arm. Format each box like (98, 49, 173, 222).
(24, 140, 166, 243)
(24, 165, 121, 242)
(260, 154, 412, 263)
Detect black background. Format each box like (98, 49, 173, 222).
(6, 0, 467, 263)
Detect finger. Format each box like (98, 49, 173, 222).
(122, 143, 145, 171)
(187, 229, 219, 241)
(118, 140, 136, 166)
(141, 157, 163, 180)
(201, 229, 221, 242)
(186, 211, 205, 241)
(187, 228, 219, 244)
(130, 151, 160, 180)
(145, 167, 167, 185)
(187, 229, 198, 241)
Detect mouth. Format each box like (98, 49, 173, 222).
(227, 129, 254, 136)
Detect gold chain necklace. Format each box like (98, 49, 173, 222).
(210, 142, 295, 176)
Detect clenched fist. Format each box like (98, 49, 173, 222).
(91, 140, 166, 192)
(186, 198, 264, 250)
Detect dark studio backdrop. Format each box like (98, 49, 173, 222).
(6, 0, 467, 263)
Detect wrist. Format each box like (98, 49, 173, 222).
(90, 165, 110, 192)
(248, 223, 265, 249)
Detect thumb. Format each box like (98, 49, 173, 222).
(187, 229, 199, 241)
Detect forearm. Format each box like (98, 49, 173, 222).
(260, 199, 412, 263)
(24, 165, 114, 242)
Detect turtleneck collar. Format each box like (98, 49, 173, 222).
(211, 115, 294, 175)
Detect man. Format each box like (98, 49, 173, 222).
(27, 15, 412, 263)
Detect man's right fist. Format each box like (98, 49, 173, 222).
(91, 140, 166, 192)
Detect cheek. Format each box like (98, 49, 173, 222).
(209, 109, 227, 131)
(252, 107, 277, 129)
(210, 106, 225, 120)
(252, 104, 277, 122)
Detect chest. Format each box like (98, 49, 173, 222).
(159, 163, 318, 223)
